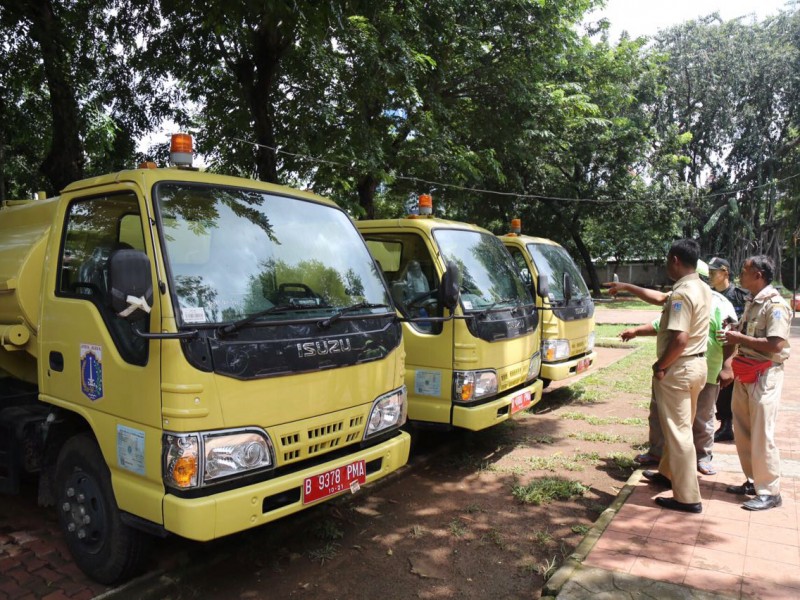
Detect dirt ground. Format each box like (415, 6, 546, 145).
(138, 343, 646, 600)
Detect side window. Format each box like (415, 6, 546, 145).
(509, 248, 532, 285)
(366, 234, 441, 334)
(59, 192, 149, 365)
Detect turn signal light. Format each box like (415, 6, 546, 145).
(172, 455, 198, 488)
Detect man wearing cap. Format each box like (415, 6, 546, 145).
(708, 257, 748, 442)
(719, 255, 791, 511)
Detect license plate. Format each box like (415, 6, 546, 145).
(510, 390, 532, 414)
(576, 358, 591, 374)
(303, 460, 366, 504)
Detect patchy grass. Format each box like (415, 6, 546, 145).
(571, 524, 591, 535)
(448, 518, 468, 537)
(483, 528, 506, 549)
(512, 477, 588, 505)
(532, 529, 554, 545)
(594, 297, 661, 310)
(560, 412, 647, 427)
(608, 452, 638, 470)
(569, 431, 626, 443)
(307, 542, 339, 565)
(528, 451, 600, 473)
(409, 524, 427, 539)
(308, 519, 344, 542)
(538, 556, 559, 581)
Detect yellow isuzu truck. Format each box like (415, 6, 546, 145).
(357, 196, 543, 431)
(501, 220, 596, 387)
(0, 136, 410, 583)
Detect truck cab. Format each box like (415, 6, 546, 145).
(501, 223, 596, 387)
(357, 200, 543, 431)
(0, 139, 410, 583)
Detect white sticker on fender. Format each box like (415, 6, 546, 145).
(415, 370, 442, 396)
(117, 425, 146, 475)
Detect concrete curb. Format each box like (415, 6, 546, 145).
(541, 469, 644, 598)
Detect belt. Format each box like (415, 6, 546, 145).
(685, 352, 705, 358)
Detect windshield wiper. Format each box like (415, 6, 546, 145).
(474, 297, 522, 319)
(217, 304, 307, 337)
(317, 302, 391, 329)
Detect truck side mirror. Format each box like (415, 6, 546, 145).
(537, 274, 549, 299)
(108, 249, 153, 320)
(438, 261, 460, 311)
(563, 272, 573, 302)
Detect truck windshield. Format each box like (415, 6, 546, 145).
(433, 229, 531, 311)
(526, 243, 590, 303)
(155, 183, 391, 325)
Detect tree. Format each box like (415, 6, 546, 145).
(652, 11, 800, 277)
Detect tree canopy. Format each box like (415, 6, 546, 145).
(1, 1, 798, 290)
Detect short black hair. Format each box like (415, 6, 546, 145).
(668, 239, 700, 268)
(746, 255, 774, 284)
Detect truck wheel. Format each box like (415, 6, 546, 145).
(55, 434, 149, 584)
(540, 378, 551, 389)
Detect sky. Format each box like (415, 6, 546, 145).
(588, 0, 796, 40)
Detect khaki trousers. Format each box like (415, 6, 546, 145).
(654, 356, 707, 504)
(732, 366, 783, 496)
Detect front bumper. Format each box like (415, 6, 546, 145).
(452, 379, 543, 431)
(163, 430, 411, 541)
(541, 351, 597, 382)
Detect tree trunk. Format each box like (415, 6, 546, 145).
(26, 0, 84, 193)
(356, 175, 378, 219)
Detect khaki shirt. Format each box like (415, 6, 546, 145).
(656, 272, 711, 358)
(738, 284, 791, 364)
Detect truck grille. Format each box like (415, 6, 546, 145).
(274, 409, 367, 466)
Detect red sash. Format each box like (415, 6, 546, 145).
(732, 355, 772, 383)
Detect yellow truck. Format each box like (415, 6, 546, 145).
(356, 197, 543, 431)
(0, 136, 411, 583)
(500, 220, 596, 387)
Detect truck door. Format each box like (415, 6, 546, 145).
(39, 189, 162, 454)
(364, 234, 454, 424)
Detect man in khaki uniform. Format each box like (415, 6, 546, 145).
(644, 239, 711, 513)
(719, 255, 791, 511)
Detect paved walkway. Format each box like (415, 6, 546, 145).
(544, 314, 800, 600)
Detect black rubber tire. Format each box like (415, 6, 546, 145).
(540, 378, 552, 389)
(55, 434, 150, 584)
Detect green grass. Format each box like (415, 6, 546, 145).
(560, 412, 646, 427)
(448, 518, 468, 537)
(608, 452, 638, 470)
(571, 524, 591, 535)
(532, 529, 554, 545)
(569, 431, 626, 443)
(307, 542, 339, 564)
(512, 477, 588, 505)
(308, 519, 344, 541)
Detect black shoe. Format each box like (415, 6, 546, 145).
(726, 481, 755, 495)
(742, 494, 782, 511)
(714, 420, 734, 442)
(656, 497, 702, 513)
(642, 470, 671, 488)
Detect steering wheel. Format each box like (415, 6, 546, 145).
(407, 289, 438, 309)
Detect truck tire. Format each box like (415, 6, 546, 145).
(55, 434, 149, 584)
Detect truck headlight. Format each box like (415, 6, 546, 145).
(527, 351, 541, 381)
(587, 332, 595, 351)
(542, 339, 570, 362)
(364, 386, 407, 439)
(453, 370, 498, 403)
(163, 428, 274, 489)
